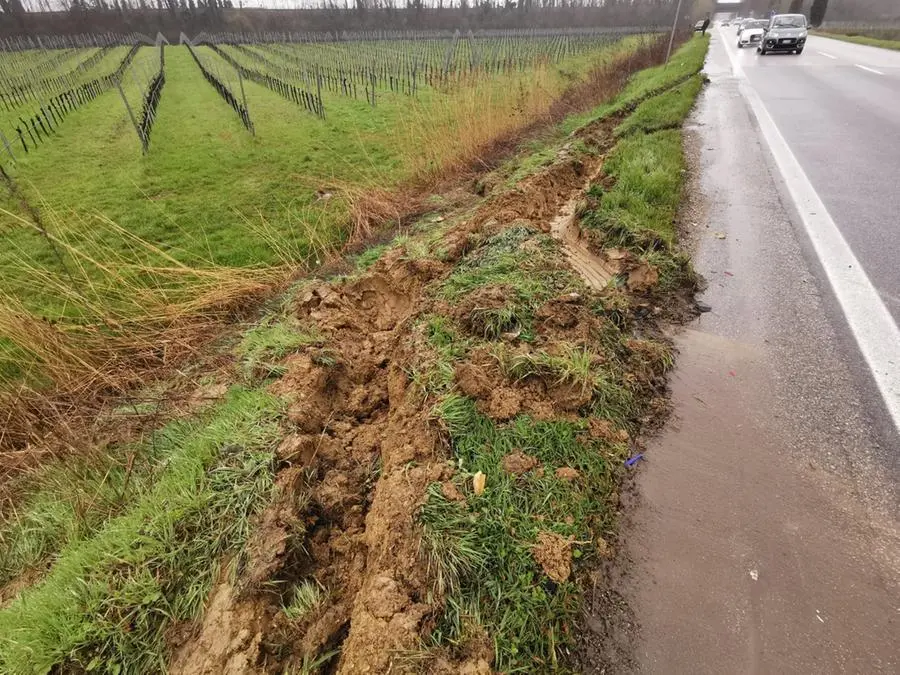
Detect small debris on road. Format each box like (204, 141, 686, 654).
(625, 453, 644, 467)
(713, 231, 727, 239)
(749, 569, 759, 581)
(697, 301, 712, 313)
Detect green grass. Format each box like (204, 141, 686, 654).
(584, 129, 685, 246)
(0, 429, 170, 592)
(417, 230, 673, 669)
(498, 342, 623, 397)
(615, 74, 704, 137)
(236, 316, 324, 379)
(0, 387, 283, 674)
(283, 578, 327, 622)
(559, 35, 709, 136)
(815, 31, 900, 51)
(423, 401, 630, 672)
(418, 255, 672, 671)
(352, 243, 388, 271)
(615, 35, 709, 108)
(576, 33, 707, 289)
(410, 314, 474, 399)
(438, 225, 579, 340)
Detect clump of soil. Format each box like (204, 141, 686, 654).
(169, 580, 270, 675)
(501, 451, 540, 476)
(532, 532, 574, 584)
(555, 467, 580, 481)
(588, 418, 630, 443)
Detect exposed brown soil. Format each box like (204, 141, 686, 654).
(501, 451, 540, 476)
(163, 93, 688, 671)
(532, 531, 574, 584)
(169, 578, 271, 675)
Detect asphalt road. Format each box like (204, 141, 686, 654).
(725, 32, 900, 323)
(619, 32, 900, 674)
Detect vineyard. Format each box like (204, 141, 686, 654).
(0, 27, 651, 387)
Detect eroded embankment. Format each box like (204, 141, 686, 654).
(169, 96, 700, 673)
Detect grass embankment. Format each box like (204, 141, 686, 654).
(0, 35, 708, 673)
(419, 36, 708, 671)
(0, 388, 284, 673)
(814, 30, 900, 51)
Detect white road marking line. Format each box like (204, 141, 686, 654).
(720, 35, 900, 434)
(818, 51, 837, 59)
(719, 27, 745, 78)
(856, 64, 884, 75)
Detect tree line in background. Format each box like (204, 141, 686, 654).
(719, 0, 898, 22)
(1, 0, 896, 39)
(2, 1, 676, 40)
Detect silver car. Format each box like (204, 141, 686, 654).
(758, 14, 809, 55)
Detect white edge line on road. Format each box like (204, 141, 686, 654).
(718, 27, 745, 78)
(720, 35, 900, 433)
(855, 64, 884, 75)
(818, 51, 837, 59)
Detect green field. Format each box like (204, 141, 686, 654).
(2, 35, 637, 275)
(815, 29, 900, 51)
(0, 31, 653, 389)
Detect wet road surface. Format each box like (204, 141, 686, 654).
(725, 31, 900, 324)
(621, 31, 900, 674)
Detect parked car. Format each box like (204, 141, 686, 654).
(758, 14, 808, 54)
(737, 20, 769, 48)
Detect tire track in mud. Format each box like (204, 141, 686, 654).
(548, 162, 615, 291)
(301, 117, 630, 671)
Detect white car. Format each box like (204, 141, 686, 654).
(737, 19, 769, 48)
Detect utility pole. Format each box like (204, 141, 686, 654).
(666, 0, 686, 67)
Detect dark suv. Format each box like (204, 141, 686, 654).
(758, 14, 808, 55)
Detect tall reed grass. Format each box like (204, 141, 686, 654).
(0, 34, 670, 458)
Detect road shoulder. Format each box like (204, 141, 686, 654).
(622, 32, 900, 675)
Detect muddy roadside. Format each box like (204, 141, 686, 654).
(615, 35, 900, 675)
